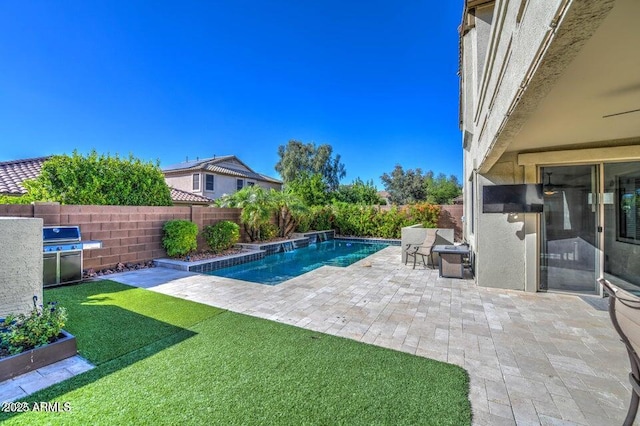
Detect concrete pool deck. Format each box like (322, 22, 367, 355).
(103, 246, 631, 424)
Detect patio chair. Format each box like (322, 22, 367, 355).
(404, 229, 438, 269)
(599, 278, 640, 426)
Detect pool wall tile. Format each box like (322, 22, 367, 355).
(335, 236, 401, 246)
(189, 251, 266, 273)
(154, 234, 398, 276)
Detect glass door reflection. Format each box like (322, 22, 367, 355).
(540, 165, 599, 293)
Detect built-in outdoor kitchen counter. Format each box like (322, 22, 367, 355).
(43, 226, 102, 287)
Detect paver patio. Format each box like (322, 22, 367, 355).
(0, 247, 624, 425)
(107, 245, 632, 425)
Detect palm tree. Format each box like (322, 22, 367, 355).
(217, 186, 273, 241)
(270, 189, 308, 238)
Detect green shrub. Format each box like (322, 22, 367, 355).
(308, 205, 334, 231)
(162, 220, 198, 257)
(0, 302, 67, 356)
(0, 194, 33, 205)
(295, 201, 441, 238)
(404, 202, 441, 228)
(328, 202, 440, 239)
(258, 223, 279, 241)
(372, 207, 412, 239)
(295, 214, 311, 233)
(202, 221, 240, 253)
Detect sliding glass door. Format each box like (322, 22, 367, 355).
(603, 161, 640, 291)
(540, 165, 599, 293)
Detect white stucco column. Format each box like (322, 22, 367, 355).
(0, 217, 43, 317)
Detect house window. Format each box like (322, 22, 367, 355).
(205, 174, 215, 191)
(247, 181, 255, 187)
(618, 174, 640, 244)
(192, 173, 200, 191)
(237, 179, 244, 191)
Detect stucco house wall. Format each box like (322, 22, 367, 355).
(0, 217, 43, 317)
(165, 174, 194, 194)
(460, 0, 639, 292)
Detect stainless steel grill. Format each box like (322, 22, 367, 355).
(43, 226, 102, 287)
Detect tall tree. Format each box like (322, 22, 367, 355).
(286, 172, 330, 207)
(275, 140, 346, 191)
(380, 165, 427, 204)
(380, 165, 461, 205)
(425, 173, 462, 205)
(333, 178, 382, 205)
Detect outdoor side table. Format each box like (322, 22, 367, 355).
(433, 245, 470, 279)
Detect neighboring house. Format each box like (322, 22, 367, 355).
(0, 156, 213, 206)
(162, 155, 283, 200)
(460, 0, 640, 295)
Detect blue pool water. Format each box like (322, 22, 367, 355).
(207, 240, 388, 285)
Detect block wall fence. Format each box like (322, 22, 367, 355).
(437, 205, 463, 242)
(0, 203, 242, 271)
(0, 202, 463, 271)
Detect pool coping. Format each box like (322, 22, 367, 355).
(154, 234, 401, 273)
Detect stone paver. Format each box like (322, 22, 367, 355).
(0, 356, 93, 403)
(94, 246, 639, 424)
(0, 245, 628, 423)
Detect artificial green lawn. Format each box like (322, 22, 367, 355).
(1, 280, 471, 425)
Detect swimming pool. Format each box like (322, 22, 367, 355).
(206, 240, 388, 285)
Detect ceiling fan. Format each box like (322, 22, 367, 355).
(543, 172, 558, 196)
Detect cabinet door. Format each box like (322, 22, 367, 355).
(43, 253, 58, 287)
(60, 251, 82, 284)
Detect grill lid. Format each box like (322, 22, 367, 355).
(43, 226, 81, 243)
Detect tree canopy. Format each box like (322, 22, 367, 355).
(380, 165, 461, 205)
(23, 150, 173, 206)
(286, 172, 330, 207)
(332, 178, 382, 205)
(275, 140, 346, 192)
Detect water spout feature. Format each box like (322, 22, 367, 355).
(280, 241, 294, 252)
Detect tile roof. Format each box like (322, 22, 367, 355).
(0, 157, 50, 195)
(162, 155, 236, 172)
(169, 187, 214, 205)
(202, 164, 282, 184)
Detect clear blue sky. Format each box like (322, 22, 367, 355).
(0, 1, 463, 189)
